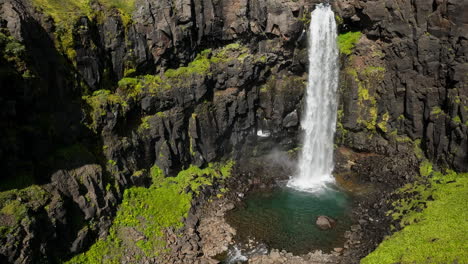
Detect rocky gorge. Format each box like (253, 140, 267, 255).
(0, 0, 467, 263)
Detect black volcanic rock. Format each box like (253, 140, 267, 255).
(0, 0, 466, 263)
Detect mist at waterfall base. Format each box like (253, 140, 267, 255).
(222, 5, 349, 263)
(288, 3, 339, 192)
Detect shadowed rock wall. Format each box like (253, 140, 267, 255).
(0, 0, 466, 262)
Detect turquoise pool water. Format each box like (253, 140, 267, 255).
(226, 184, 353, 255)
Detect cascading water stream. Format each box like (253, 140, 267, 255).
(288, 4, 339, 192)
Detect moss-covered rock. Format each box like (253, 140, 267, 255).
(67, 162, 234, 263)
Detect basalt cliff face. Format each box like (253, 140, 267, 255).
(0, 0, 466, 263)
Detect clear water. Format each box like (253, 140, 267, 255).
(226, 185, 352, 255)
(288, 4, 339, 191)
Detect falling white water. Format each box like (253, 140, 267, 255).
(288, 4, 339, 191)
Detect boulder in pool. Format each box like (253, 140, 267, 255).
(316, 215, 336, 230)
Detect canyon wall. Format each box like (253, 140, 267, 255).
(0, 0, 466, 262)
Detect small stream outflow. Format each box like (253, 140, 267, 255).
(288, 4, 339, 191)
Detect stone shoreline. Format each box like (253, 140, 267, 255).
(160, 146, 418, 264)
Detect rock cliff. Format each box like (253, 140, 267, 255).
(0, 0, 466, 263)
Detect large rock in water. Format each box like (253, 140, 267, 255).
(316, 215, 336, 230)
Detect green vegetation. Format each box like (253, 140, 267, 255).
(31, 0, 91, 61)
(164, 43, 250, 81)
(419, 160, 433, 177)
(377, 112, 390, 133)
(299, 12, 311, 25)
(99, 0, 136, 25)
(335, 15, 344, 25)
(83, 43, 255, 132)
(0, 31, 34, 78)
(347, 66, 386, 132)
(67, 161, 234, 263)
(0, 32, 25, 61)
(30, 0, 136, 61)
(139, 116, 151, 131)
(338, 32, 362, 55)
(118, 75, 168, 99)
(412, 139, 423, 159)
(362, 165, 468, 264)
(138, 112, 168, 132)
(164, 49, 212, 80)
(0, 185, 50, 238)
(336, 109, 348, 143)
(430, 106, 443, 116)
(452, 115, 461, 124)
(82, 89, 128, 131)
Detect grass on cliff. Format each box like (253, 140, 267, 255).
(66, 161, 234, 263)
(361, 164, 468, 264)
(0, 185, 50, 238)
(338, 31, 361, 55)
(31, 0, 136, 60)
(83, 43, 253, 131)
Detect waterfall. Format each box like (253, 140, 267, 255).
(288, 4, 339, 191)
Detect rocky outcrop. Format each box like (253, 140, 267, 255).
(0, 165, 118, 263)
(0, 0, 467, 263)
(0, 0, 310, 262)
(334, 0, 468, 171)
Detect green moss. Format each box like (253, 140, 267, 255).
(257, 55, 268, 63)
(452, 115, 461, 124)
(31, 0, 91, 61)
(117, 75, 166, 101)
(299, 12, 311, 25)
(338, 32, 362, 55)
(336, 109, 348, 143)
(31, 0, 136, 62)
(413, 139, 424, 159)
(362, 170, 468, 264)
(430, 106, 443, 116)
(165, 52, 211, 80)
(67, 162, 234, 263)
(335, 14, 344, 25)
(377, 112, 390, 133)
(164, 44, 250, 81)
(99, 0, 136, 25)
(419, 160, 433, 177)
(82, 89, 128, 131)
(139, 116, 151, 131)
(0, 185, 50, 237)
(348, 66, 385, 132)
(150, 165, 164, 185)
(123, 68, 136, 77)
(0, 31, 31, 76)
(395, 135, 412, 143)
(211, 43, 250, 63)
(84, 43, 255, 132)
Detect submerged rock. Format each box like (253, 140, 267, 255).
(316, 215, 336, 230)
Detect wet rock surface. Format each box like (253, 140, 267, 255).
(316, 216, 337, 230)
